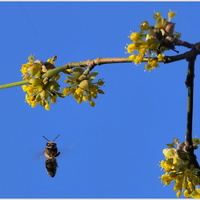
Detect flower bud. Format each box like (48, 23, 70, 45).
(78, 80, 90, 90)
(28, 55, 35, 63)
(164, 22, 175, 35)
(27, 63, 41, 76)
(155, 16, 166, 29)
(39, 90, 49, 100)
(50, 95, 57, 103)
(176, 190, 182, 198)
(89, 100, 95, 107)
(29, 78, 43, 86)
(45, 103, 50, 111)
(73, 68, 84, 79)
(98, 89, 105, 94)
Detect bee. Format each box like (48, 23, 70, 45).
(43, 134, 60, 177)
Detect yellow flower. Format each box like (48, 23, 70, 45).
(150, 59, 159, 68)
(75, 87, 84, 96)
(174, 180, 183, 191)
(193, 138, 200, 144)
(134, 55, 143, 64)
(184, 189, 191, 198)
(160, 174, 173, 185)
(126, 43, 138, 53)
(146, 38, 160, 50)
(50, 95, 57, 103)
(157, 54, 164, 62)
(163, 148, 176, 158)
(140, 21, 149, 31)
(176, 190, 182, 198)
(145, 59, 159, 71)
(45, 103, 50, 111)
(47, 55, 57, 65)
(138, 46, 147, 55)
(129, 32, 141, 42)
(21, 63, 31, 75)
(173, 138, 179, 143)
(160, 159, 174, 172)
(128, 55, 136, 61)
(168, 11, 176, 21)
(155, 16, 166, 29)
(28, 55, 35, 62)
(153, 12, 161, 20)
(30, 100, 37, 108)
(82, 95, 87, 102)
(191, 189, 200, 198)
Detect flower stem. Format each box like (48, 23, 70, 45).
(0, 80, 28, 89)
(0, 57, 134, 89)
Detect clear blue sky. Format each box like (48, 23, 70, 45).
(0, 1, 200, 198)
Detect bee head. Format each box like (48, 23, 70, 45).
(46, 141, 57, 149)
(43, 135, 60, 150)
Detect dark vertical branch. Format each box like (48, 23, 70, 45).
(185, 59, 195, 146)
(184, 55, 200, 169)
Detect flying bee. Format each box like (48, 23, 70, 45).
(43, 134, 60, 177)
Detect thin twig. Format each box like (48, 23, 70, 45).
(0, 57, 142, 89)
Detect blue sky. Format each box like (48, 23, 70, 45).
(0, 1, 200, 198)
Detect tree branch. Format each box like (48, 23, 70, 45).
(184, 49, 200, 170)
(0, 57, 145, 89)
(173, 38, 194, 49)
(185, 59, 195, 145)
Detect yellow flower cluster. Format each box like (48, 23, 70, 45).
(62, 67, 105, 107)
(159, 138, 200, 198)
(126, 11, 181, 71)
(21, 55, 63, 110)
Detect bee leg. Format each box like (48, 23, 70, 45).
(55, 152, 60, 157)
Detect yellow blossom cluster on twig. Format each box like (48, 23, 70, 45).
(21, 55, 63, 110)
(20, 56, 105, 110)
(159, 138, 200, 198)
(62, 67, 105, 107)
(126, 11, 181, 71)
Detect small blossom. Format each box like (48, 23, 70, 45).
(157, 53, 165, 62)
(28, 55, 35, 63)
(126, 43, 138, 53)
(128, 55, 136, 61)
(168, 11, 176, 21)
(153, 12, 161, 20)
(140, 21, 149, 31)
(176, 190, 182, 198)
(134, 55, 143, 64)
(45, 103, 50, 111)
(129, 32, 141, 42)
